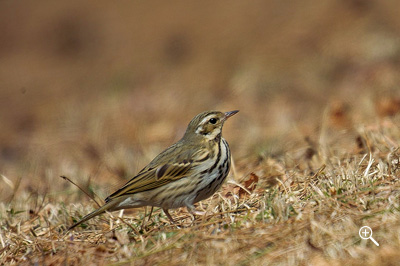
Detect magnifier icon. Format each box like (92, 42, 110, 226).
(359, 226, 379, 246)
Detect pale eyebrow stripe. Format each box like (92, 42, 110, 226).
(199, 115, 215, 126)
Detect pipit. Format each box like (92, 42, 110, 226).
(68, 110, 238, 230)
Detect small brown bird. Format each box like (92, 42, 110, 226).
(68, 110, 238, 230)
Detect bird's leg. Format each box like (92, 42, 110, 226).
(147, 206, 154, 222)
(163, 208, 175, 224)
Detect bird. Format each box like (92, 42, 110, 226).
(68, 110, 239, 230)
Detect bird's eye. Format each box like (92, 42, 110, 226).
(209, 118, 217, 124)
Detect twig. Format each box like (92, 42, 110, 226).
(60, 176, 101, 207)
(141, 206, 154, 231)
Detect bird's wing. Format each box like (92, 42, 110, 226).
(105, 146, 209, 202)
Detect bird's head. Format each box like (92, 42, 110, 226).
(184, 110, 239, 141)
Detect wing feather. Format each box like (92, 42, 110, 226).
(105, 158, 193, 202)
(104, 142, 211, 202)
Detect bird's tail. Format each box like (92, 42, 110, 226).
(68, 200, 120, 231)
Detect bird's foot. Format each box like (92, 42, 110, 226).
(189, 209, 207, 216)
(187, 206, 208, 224)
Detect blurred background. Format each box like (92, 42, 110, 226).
(1, 1, 400, 203)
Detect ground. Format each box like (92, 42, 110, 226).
(1, 1, 400, 265)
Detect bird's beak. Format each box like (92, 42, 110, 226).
(224, 110, 239, 120)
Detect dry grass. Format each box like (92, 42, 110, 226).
(1, 1, 400, 265)
(1, 115, 400, 265)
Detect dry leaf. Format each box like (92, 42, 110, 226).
(329, 100, 351, 129)
(238, 173, 259, 198)
(376, 96, 400, 117)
